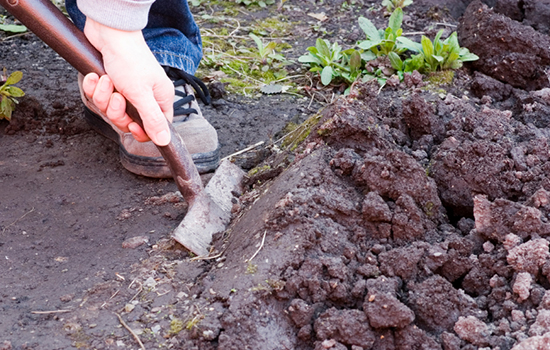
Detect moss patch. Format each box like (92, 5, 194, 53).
(282, 113, 323, 150)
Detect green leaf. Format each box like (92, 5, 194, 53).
(321, 66, 334, 85)
(0, 96, 13, 120)
(432, 55, 444, 63)
(307, 46, 319, 55)
(5, 86, 23, 97)
(421, 36, 434, 58)
(405, 54, 424, 72)
(264, 42, 277, 56)
(298, 54, 322, 65)
(361, 51, 377, 61)
(447, 32, 460, 51)
(6, 71, 23, 85)
(433, 30, 444, 49)
(445, 51, 459, 63)
(269, 53, 286, 62)
(388, 52, 403, 71)
(381, 0, 392, 9)
(357, 39, 382, 50)
(388, 8, 403, 34)
(0, 24, 27, 33)
(397, 37, 421, 52)
(330, 42, 342, 61)
(316, 38, 331, 60)
(349, 50, 362, 71)
(358, 17, 380, 41)
(459, 51, 479, 62)
(249, 33, 264, 52)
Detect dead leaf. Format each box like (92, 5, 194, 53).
(307, 12, 328, 22)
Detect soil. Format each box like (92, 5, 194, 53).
(3, 0, 550, 349)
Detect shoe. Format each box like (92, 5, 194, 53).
(78, 67, 220, 178)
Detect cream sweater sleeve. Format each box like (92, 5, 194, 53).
(76, 0, 155, 31)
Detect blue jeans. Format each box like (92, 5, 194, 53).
(65, 0, 203, 75)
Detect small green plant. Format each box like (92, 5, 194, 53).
(396, 30, 479, 73)
(382, 0, 413, 12)
(169, 318, 185, 335)
(0, 69, 25, 121)
(357, 8, 412, 58)
(298, 38, 362, 86)
(185, 315, 203, 330)
(235, 0, 275, 7)
(0, 14, 27, 34)
(248, 33, 286, 71)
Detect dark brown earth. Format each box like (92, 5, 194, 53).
(3, 0, 550, 349)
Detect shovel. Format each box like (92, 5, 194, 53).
(0, 0, 245, 256)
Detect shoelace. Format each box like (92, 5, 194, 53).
(163, 67, 211, 123)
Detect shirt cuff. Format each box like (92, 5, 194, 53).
(76, 0, 155, 32)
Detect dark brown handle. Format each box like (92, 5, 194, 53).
(0, 0, 204, 202)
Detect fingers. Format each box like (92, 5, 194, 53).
(131, 92, 171, 146)
(83, 74, 114, 112)
(106, 93, 132, 134)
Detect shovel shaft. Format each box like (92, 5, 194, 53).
(0, 0, 204, 203)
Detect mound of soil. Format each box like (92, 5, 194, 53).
(4, 0, 550, 349)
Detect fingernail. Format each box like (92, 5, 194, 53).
(110, 96, 121, 110)
(156, 130, 170, 146)
(99, 77, 110, 92)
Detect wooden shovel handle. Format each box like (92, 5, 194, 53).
(0, 0, 204, 202)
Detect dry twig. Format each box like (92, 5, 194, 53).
(245, 230, 267, 262)
(116, 313, 145, 350)
(31, 309, 71, 314)
(1, 207, 34, 235)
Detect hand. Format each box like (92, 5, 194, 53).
(81, 18, 174, 146)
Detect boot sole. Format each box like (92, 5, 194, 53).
(83, 107, 220, 178)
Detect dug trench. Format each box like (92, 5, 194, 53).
(4, 0, 550, 349)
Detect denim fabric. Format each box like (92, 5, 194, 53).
(65, 0, 203, 74)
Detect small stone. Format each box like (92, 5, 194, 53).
(144, 277, 157, 288)
(482, 241, 494, 252)
(124, 304, 135, 313)
(122, 236, 148, 249)
(60, 294, 74, 302)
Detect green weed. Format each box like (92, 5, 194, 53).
(169, 318, 185, 335)
(235, 0, 275, 8)
(0, 69, 25, 121)
(298, 38, 362, 86)
(397, 30, 478, 73)
(357, 8, 409, 58)
(0, 14, 27, 34)
(382, 0, 413, 12)
(298, 5, 478, 93)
